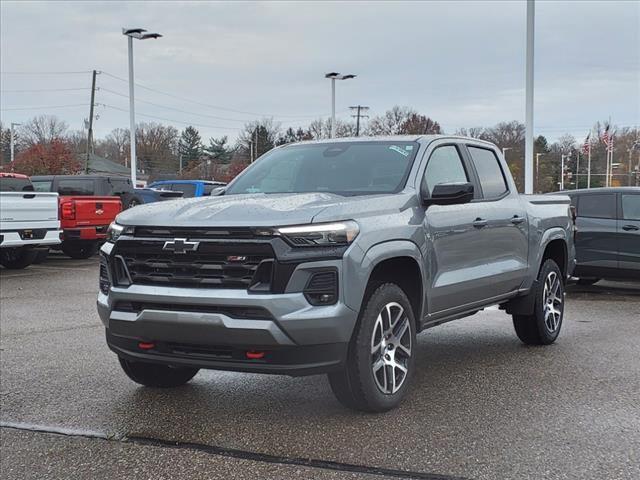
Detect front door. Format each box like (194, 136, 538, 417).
(420, 144, 486, 315)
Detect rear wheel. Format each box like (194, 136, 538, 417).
(513, 259, 564, 345)
(328, 283, 416, 412)
(0, 247, 38, 269)
(119, 357, 199, 388)
(121, 193, 142, 209)
(32, 249, 49, 264)
(61, 241, 99, 259)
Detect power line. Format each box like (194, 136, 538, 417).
(100, 70, 335, 119)
(0, 70, 93, 75)
(0, 103, 89, 111)
(99, 103, 239, 131)
(99, 87, 248, 124)
(1, 87, 90, 93)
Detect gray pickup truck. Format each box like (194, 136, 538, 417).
(98, 135, 575, 412)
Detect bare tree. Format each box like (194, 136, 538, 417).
(135, 122, 179, 174)
(96, 128, 130, 165)
(237, 118, 281, 158)
(455, 127, 485, 138)
(366, 106, 415, 136)
(400, 113, 442, 135)
(18, 115, 68, 148)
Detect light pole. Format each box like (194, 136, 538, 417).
(325, 72, 356, 138)
(535, 152, 543, 192)
(123, 28, 162, 186)
(524, 0, 535, 194)
(10, 122, 21, 165)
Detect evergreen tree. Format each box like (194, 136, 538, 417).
(205, 136, 233, 163)
(178, 126, 203, 167)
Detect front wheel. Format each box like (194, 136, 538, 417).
(0, 247, 38, 269)
(119, 357, 199, 388)
(328, 283, 416, 412)
(513, 259, 565, 345)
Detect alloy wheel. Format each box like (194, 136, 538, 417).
(543, 271, 563, 333)
(371, 302, 412, 394)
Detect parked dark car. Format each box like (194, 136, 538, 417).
(32, 175, 142, 209)
(557, 187, 640, 284)
(134, 187, 183, 204)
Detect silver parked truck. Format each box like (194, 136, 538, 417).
(98, 136, 575, 412)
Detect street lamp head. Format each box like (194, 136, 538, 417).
(123, 27, 162, 40)
(325, 72, 356, 80)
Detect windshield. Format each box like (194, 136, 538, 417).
(226, 141, 419, 196)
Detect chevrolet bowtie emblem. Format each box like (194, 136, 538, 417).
(162, 238, 200, 254)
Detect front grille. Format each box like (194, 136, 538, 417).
(114, 239, 274, 289)
(133, 227, 257, 240)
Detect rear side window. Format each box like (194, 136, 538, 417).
(170, 183, 197, 198)
(56, 179, 95, 196)
(467, 147, 508, 199)
(423, 146, 468, 194)
(32, 181, 52, 192)
(109, 178, 131, 195)
(0, 177, 33, 192)
(621, 194, 640, 220)
(577, 194, 616, 219)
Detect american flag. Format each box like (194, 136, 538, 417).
(608, 133, 614, 154)
(601, 124, 610, 147)
(582, 132, 591, 155)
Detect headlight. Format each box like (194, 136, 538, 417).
(106, 222, 133, 243)
(277, 221, 359, 247)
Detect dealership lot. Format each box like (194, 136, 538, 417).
(1, 254, 639, 480)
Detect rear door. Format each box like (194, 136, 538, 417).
(574, 192, 618, 271)
(464, 145, 529, 298)
(618, 192, 640, 274)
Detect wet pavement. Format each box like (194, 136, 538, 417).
(1, 253, 639, 479)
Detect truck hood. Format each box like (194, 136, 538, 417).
(116, 192, 415, 228)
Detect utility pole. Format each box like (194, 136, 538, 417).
(85, 69, 97, 174)
(350, 105, 370, 136)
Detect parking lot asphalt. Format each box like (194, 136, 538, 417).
(1, 253, 639, 480)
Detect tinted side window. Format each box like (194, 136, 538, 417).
(577, 194, 616, 219)
(109, 179, 130, 195)
(423, 146, 468, 194)
(621, 194, 640, 221)
(0, 178, 33, 192)
(467, 147, 508, 198)
(56, 179, 95, 196)
(171, 183, 197, 197)
(32, 181, 52, 192)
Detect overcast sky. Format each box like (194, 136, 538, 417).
(1, 0, 638, 143)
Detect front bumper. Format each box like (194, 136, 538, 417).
(98, 255, 358, 376)
(0, 229, 62, 248)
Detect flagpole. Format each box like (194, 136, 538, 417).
(576, 151, 580, 189)
(587, 129, 592, 188)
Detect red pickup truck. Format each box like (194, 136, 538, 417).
(31, 176, 122, 258)
(57, 196, 122, 258)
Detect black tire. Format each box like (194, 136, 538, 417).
(513, 259, 565, 345)
(119, 357, 199, 388)
(0, 247, 38, 269)
(577, 278, 599, 286)
(61, 241, 99, 259)
(32, 249, 49, 264)
(121, 193, 142, 209)
(328, 283, 417, 412)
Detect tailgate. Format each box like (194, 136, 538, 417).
(0, 192, 59, 228)
(63, 196, 122, 227)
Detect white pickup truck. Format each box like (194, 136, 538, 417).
(0, 173, 62, 269)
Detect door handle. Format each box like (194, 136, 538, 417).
(622, 224, 639, 231)
(473, 218, 488, 228)
(510, 215, 525, 225)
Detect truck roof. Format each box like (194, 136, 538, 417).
(284, 134, 497, 148)
(0, 172, 29, 179)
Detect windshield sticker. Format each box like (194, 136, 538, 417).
(389, 145, 410, 157)
(405, 145, 414, 151)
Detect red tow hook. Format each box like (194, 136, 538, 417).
(246, 350, 265, 360)
(138, 342, 156, 350)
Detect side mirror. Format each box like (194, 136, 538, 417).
(210, 187, 226, 196)
(421, 182, 474, 207)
